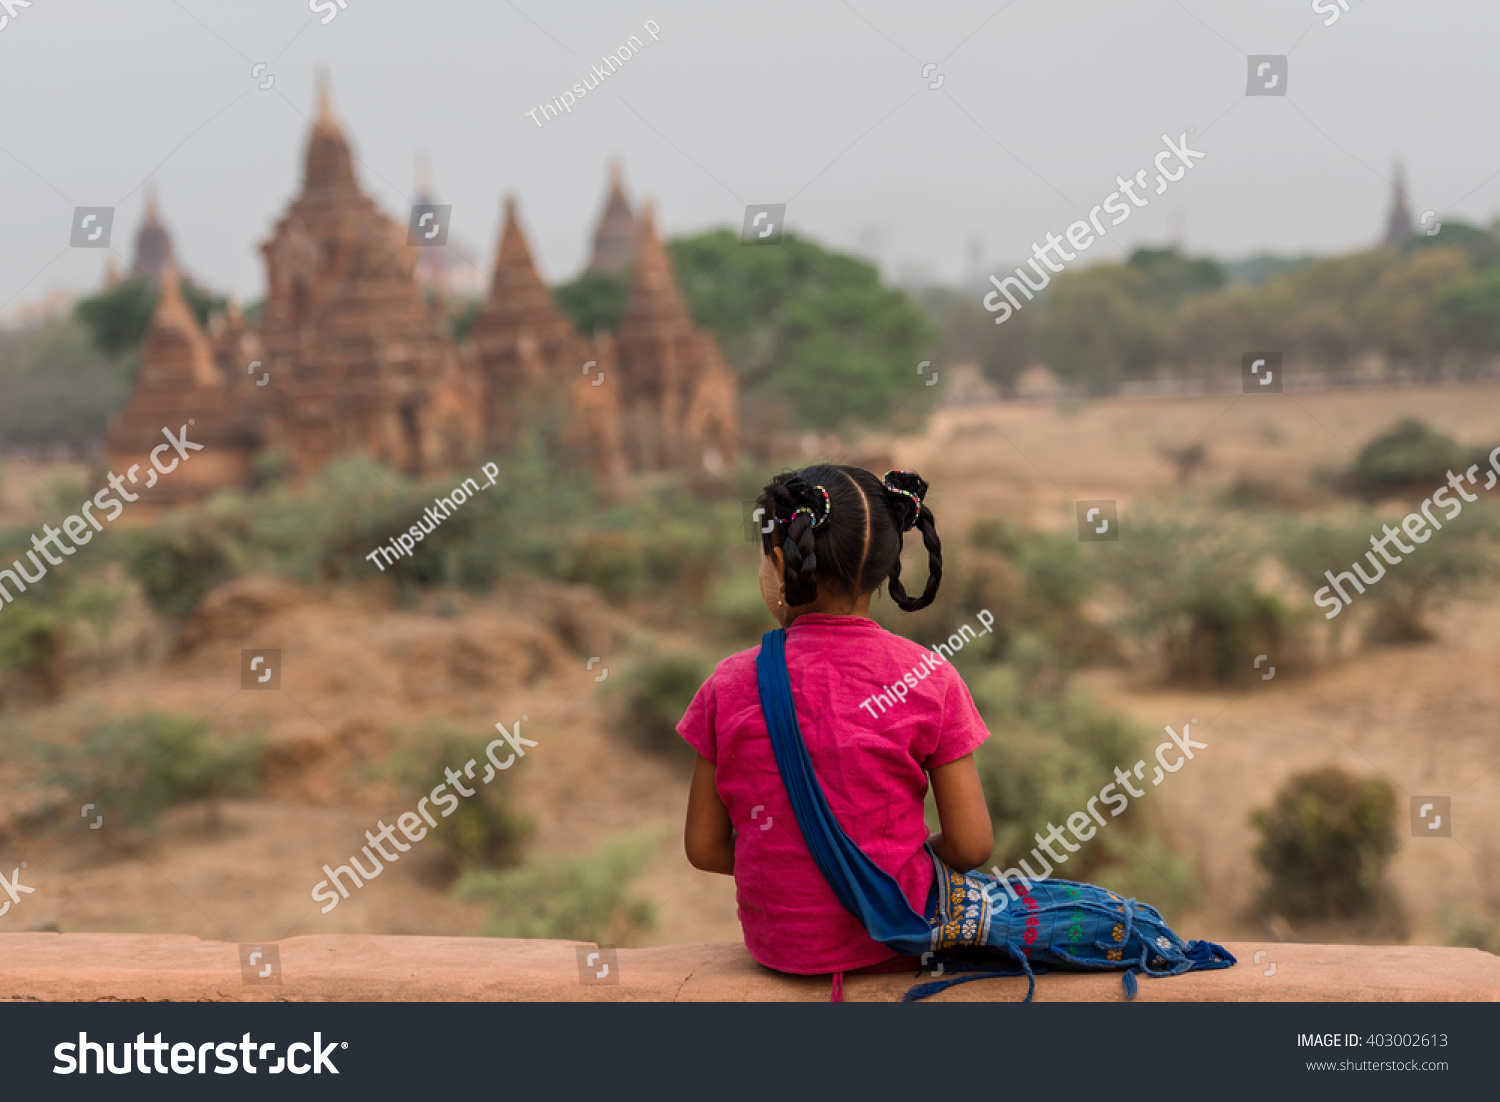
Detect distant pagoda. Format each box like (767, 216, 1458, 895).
(130, 187, 177, 285)
(614, 202, 739, 473)
(586, 160, 636, 275)
(1383, 161, 1414, 247)
(104, 264, 260, 503)
(467, 196, 626, 485)
(256, 74, 481, 477)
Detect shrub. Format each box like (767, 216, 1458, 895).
(898, 521, 1104, 678)
(37, 714, 265, 827)
(969, 665, 1196, 914)
(1105, 516, 1292, 685)
(1344, 418, 1470, 501)
(1165, 581, 1292, 686)
(612, 647, 715, 762)
(1250, 767, 1399, 923)
(454, 834, 657, 942)
(118, 516, 241, 619)
(0, 603, 67, 698)
(1280, 512, 1498, 647)
(1439, 904, 1500, 955)
(387, 725, 531, 875)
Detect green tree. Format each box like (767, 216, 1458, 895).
(1031, 265, 1166, 395)
(1127, 247, 1226, 302)
(667, 230, 934, 428)
(554, 231, 936, 430)
(0, 315, 132, 448)
(1405, 218, 1500, 270)
(553, 269, 629, 336)
(920, 287, 1032, 395)
(1354, 246, 1471, 377)
(74, 276, 224, 355)
(1435, 266, 1500, 365)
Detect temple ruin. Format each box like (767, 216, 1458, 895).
(102, 77, 738, 502)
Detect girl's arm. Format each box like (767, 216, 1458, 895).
(684, 753, 735, 874)
(927, 753, 994, 872)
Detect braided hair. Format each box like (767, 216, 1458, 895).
(757, 464, 942, 611)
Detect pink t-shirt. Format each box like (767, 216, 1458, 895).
(677, 613, 990, 974)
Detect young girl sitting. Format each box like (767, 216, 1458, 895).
(677, 465, 1234, 998)
(677, 465, 996, 975)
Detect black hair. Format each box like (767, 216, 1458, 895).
(757, 464, 941, 611)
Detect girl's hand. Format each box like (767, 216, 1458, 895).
(926, 753, 994, 872)
(684, 753, 736, 875)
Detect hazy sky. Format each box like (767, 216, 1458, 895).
(2, 0, 1498, 308)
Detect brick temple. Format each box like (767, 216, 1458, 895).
(104, 77, 738, 502)
(102, 263, 259, 503)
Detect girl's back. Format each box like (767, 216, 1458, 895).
(678, 466, 993, 974)
(681, 614, 986, 973)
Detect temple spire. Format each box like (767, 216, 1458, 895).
(316, 68, 338, 129)
(587, 159, 637, 274)
(1383, 159, 1414, 247)
(303, 71, 357, 190)
(137, 262, 222, 390)
(131, 184, 176, 285)
(620, 200, 691, 331)
(478, 195, 570, 336)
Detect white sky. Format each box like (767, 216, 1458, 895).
(2, 0, 1497, 307)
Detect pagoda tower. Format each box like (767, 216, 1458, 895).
(468, 197, 625, 484)
(1383, 160, 1414, 247)
(257, 74, 480, 477)
(104, 264, 259, 503)
(586, 161, 636, 275)
(613, 202, 738, 472)
(130, 187, 177, 285)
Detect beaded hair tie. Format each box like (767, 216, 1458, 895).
(882, 470, 924, 512)
(778, 484, 832, 529)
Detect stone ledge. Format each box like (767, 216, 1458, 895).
(1, 935, 1496, 1002)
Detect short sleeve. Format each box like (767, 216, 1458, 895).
(922, 671, 990, 769)
(676, 670, 720, 764)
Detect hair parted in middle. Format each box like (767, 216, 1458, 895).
(757, 464, 942, 610)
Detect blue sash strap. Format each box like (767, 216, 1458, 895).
(755, 628, 935, 959)
(754, 628, 1236, 1002)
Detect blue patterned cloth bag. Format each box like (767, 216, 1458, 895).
(755, 628, 1235, 1001)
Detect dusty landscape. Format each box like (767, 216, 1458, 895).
(1, 381, 1497, 953)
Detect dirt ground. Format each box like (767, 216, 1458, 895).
(1, 382, 1497, 950)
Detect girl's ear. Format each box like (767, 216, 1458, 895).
(770, 545, 786, 584)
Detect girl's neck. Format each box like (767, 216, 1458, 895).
(782, 591, 873, 627)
